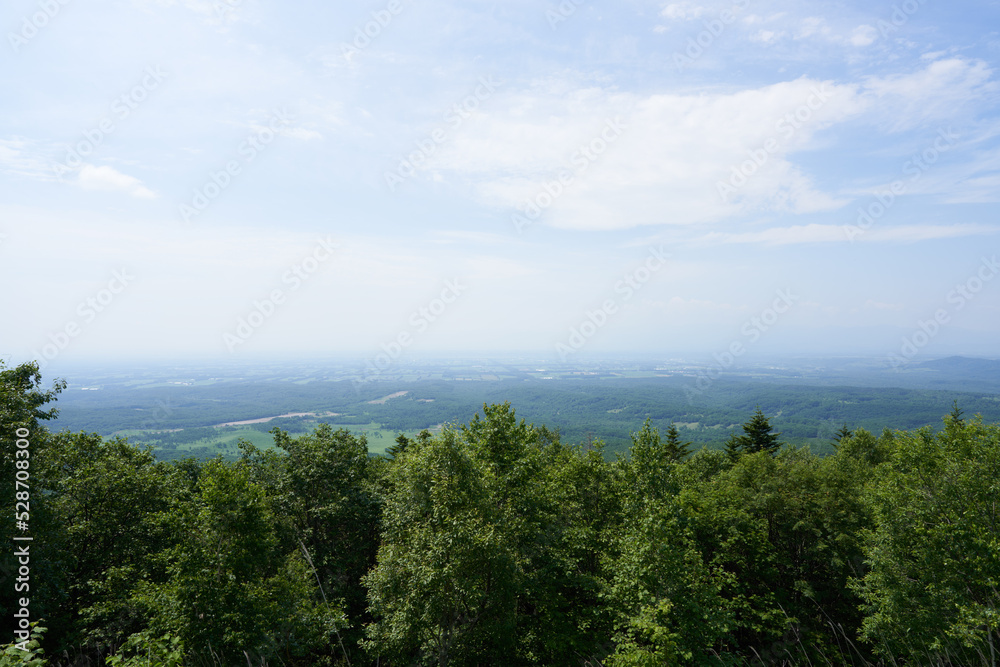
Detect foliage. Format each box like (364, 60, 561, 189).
(105, 632, 184, 667)
(0, 361, 64, 433)
(129, 458, 347, 664)
(257, 423, 380, 660)
(32, 432, 178, 648)
(664, 422, 692, 462)
(725, 407, 783, 459)
(606, 488, 734, 665)
(0, 362, 64, 630)
(853, 415, 1000, 664)
(833, 422, 853, 447)
(363, 425, 521, 665)
(7, 360, 1000, 666)
(0, 623, 48, 667)
(521, 429, 618, 665)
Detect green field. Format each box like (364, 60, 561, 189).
(116, 420, 445, 460)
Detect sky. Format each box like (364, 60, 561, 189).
(1, 0, 1000, 372)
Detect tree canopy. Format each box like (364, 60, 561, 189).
(2, 360, 998, 666)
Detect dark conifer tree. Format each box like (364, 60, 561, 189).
(832, 423, 853, 448)
(733, 407, 783, 456)
(664, 422, 692, 461)
(948, 400, 964, 426)
(387, 433, 410, 459)
(724, 432, 743, 462)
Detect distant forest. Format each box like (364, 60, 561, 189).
(3, 360, 999, 666)
(51, 373, 1000, 458)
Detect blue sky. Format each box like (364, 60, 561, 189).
(1, 0, 999, 370)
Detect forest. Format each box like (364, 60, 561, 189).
(50, 369, 1000, 458)
(2, 359, 999, 666)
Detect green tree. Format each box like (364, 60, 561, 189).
(265, 423, 379, 652)
(664, 423, 692, 462)
(132, 458, 344, 664)
(854, 416, 1000, 664)
(626, 418, 680, 503)
(727, 408, 783, 458)
(723, 432, 743, 463)
(832, 423, 853, 448)
(722, 448, 870, 662)
(741, 408, 782, 455)
(837, 427, 895, 469)
(606, 457, 733, 665)
(618, 443, 872, 664)
(522, 436, 618, 665)
(948, 399, 964, 426)
(365, 403, 605, 665)
(387, 432, 410, 459)
(32, 432, 178, 650)
(364, 427, 520, 666)
(0, 362, 63, 640)
(0, 361, 64, 435)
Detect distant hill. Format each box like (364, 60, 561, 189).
(917, 356, 1000, 374)
(912, 356, 1000, 390)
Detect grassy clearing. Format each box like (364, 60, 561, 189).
(122, 421, 442, 459)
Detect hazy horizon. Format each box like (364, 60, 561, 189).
(11, 349, 1000, 381)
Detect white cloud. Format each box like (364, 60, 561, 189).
(795, 16, 832, 40)
(660, 2, 709, 20)
(849, 25, 877, 47)
(751, 30, 781, 44)
(690, 222, 998, 246)
(76, 165, 157, 198)
(0, 138, 56, 181)
(691, 224, 848, 245)
(411, 57, 998, 232)
(425, 76, 866, 230)
(941, 172, 1000, 204)
(864, 223, 1000, 243)
(864, 58, 996, 131)
(748, 16, 881, 49)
